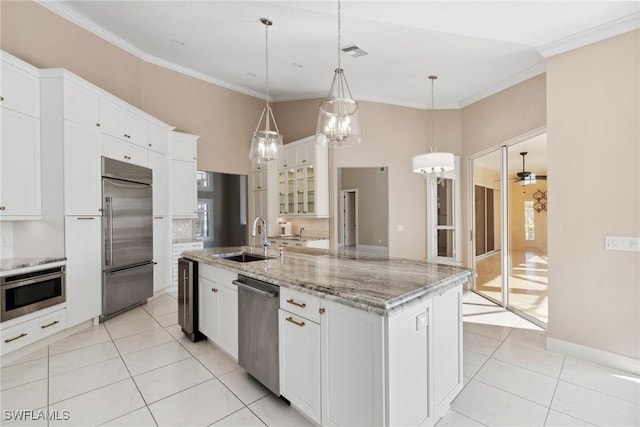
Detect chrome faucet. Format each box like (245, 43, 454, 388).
(299, 227, 305, 240)
(251, 216, 270, 255)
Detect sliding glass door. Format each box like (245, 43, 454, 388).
(471, 132, 548, 326)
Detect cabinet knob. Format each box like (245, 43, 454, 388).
(211, 288, 218, 293)
(319, 308, 325, 315)
(0, 206, 5, 211)
(0, 96, 4, 101)
(96, 123, 101, 127)
(148, 143, 152, 147)
(302, 160, 307, 163)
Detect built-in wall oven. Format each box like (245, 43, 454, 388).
(1, 266, 66, 322)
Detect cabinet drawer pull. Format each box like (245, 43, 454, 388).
(77, 217, 95, 220)
(302, 160, 307, 163)
(41, 320, 60, 329)
(286, 316, 305, 327)
(211, 288, 218, 293)
(5, 333, 27, 343)
(286, 299, 306, 308)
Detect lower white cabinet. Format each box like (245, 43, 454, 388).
(1, 307, 66, 356)
(279, 302, 321, 423)
(172, 241, 203, 287)
(64, 216, 101, 327)
(321, 298, 386, 427)
(153, 216, 170, 293)
(198, 264, 238, 359)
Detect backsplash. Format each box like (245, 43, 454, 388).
(172, 218, 197, 241)
(279, 217, 329, 238)
(0, 222, 14, 259)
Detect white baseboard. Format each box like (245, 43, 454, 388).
(547, 337, 640, 375)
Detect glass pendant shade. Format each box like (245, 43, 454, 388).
(250, 105, 283, 164)
(316, 68, 363, 147)
(412, 151, 455, 174)
(249, 17, 283, 164)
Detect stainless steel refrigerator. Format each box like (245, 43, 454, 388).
(101, 158, 154, 321)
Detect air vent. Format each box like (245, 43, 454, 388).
(341, 45, 368, 58)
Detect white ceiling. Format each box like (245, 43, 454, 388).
(43, 1, 639, 109)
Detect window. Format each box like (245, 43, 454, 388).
(427, 156, 461, 264)
(524, 200, 535, 241)
(196, 199, 213, 241)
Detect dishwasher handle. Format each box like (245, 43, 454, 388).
(233, 280, 278, 298)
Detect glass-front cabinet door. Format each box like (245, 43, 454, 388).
(296, 167, 306, 214)
(287, 169, 295, 215)
(306, 165, 315, 215)
(278, 171, 287, 215)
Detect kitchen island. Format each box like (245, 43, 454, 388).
(182, 246, 473, 427)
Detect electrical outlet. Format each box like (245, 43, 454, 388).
(416, 312, 428, 330)
(605, 236, 640, 252)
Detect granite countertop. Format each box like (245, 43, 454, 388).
(182, 246, 473, 316)
(0, 257, 67, 273)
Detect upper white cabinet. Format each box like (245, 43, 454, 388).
(147, 122, 168, 155)
(148, 150, 168, 216)
(0, 53, 41, 220)
(171, 131, 198, 218)
(277, 136, 328, 217)
(63, 79, 99, 129)
(1, 54, 40, 117)
(64, 121, 101, 216)
(99, 98, 148, 147)
(100, 133, 149, 168)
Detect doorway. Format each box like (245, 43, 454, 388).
(340, 189, 358, 248)
(471, 131, 548, 326)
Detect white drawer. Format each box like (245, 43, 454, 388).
(199, 263, 236, 285)
(280, 287, 320, 323)
(1, 309, 67, 355)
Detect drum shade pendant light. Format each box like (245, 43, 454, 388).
(315, 0, 363, 147)
(249, 18, 283, 164)
(412, 75, 454, 177)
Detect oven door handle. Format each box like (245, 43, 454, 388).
(105, 196, 113, 267)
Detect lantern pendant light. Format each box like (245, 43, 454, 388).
(315, 0, 363, 147)
(249, 18, 283, 165)
(412, 75, 454, 178)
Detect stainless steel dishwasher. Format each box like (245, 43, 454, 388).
(234, 274, 280, 395)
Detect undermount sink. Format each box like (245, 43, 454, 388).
(222, 253, 272, 263)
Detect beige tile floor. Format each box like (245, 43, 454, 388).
(1, 291, 638, 426)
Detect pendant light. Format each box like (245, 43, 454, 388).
(412, 75, 454, 177)
(315, 0, 363, 147)
(249, 18, 283, 165)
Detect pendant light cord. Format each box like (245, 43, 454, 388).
(337, 0, 341, 71)
(430, 76, 434, 151)
(265, 21, 270, 109)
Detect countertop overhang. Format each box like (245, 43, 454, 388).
(181, 247, 474, 316)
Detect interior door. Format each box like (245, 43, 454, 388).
(344, 191, 356, 247)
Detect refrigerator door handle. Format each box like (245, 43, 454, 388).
(182, 267, 189, 329)
(105, 196, 113, 267)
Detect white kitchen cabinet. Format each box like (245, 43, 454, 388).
(277, 136, 328, 217)
(279, 287, 322, 423)
(171, 132, 198, 218)
(148, 151, 168, 216)
(279, 309, 321, 424)
(1, 52, 40, 117)
(100, 133, 149, 168)
(147, 122, 169, 155)
(64, 121, 101, 216)
(432, 284, 463, 420)
(198, 264, 238, 359)
(153, 216, 170, 293)
(64, 216, 101, 327)
(1, 306, 66, 356)
(252, 170, 268, 191)
(99, 98, 147, 147)
(320, 298, 385, 427)
(0, 108, 41, 219)
(63, 78, 100, 130)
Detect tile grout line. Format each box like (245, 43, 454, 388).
(46, 344, 50, 427)
(103, 318, 160, 427)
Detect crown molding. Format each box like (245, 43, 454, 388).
(35, 0, 267, 101)
(458, 61, 546, 108)
(537, 11, 640, 58)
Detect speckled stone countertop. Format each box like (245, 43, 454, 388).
(0, 257, 67, 273)
(182, 247, 473, 316)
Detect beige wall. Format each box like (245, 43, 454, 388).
(546, 31, 640, 359)
(275, 99, 462, 259)
(1, 1, 262, 176)
(340, 167, 389, 247)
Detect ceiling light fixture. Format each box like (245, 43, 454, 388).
(315, 0, 363, 147)
(249, 18, 283, 165)
(412, 75, 454, 178)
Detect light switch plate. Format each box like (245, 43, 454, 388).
(605, 236, 640, 252)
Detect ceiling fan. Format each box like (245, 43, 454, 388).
(514, 151, 547, 183)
